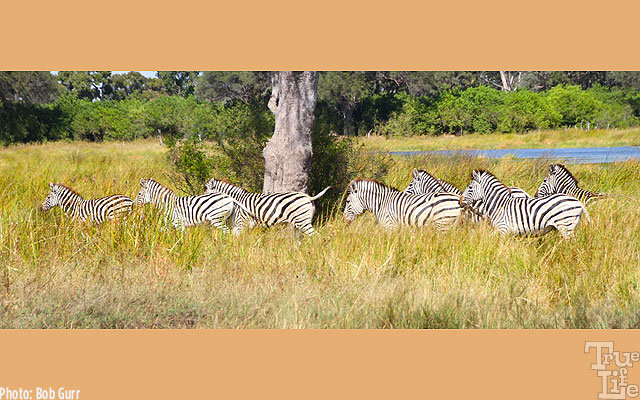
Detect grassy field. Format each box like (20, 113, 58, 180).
(363, 127, 640, 152)
(0, 139, 639, 328)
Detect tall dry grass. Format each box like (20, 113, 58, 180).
(0, 139, 639, 328)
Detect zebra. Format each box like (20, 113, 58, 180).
(40, 183, 133, 224)
(535, 163, 607, 204)
(461, 169, 590, 238)
(403, 169, 461, 196)
(136, 178, 235, 232)
(404, 169, 532, 199)
(403, 169, 531, 224)
(203, 178, 330, 236)
(344, 179, 462, 230)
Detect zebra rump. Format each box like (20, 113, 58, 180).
(204, 178, 330, 236)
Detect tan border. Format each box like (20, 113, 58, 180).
(2, 0, 640, 70)
(1, 330, 640, 399)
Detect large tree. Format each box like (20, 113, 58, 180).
(195, 71, 272, 103)
(0, 72, 61, 103)
(58, 71, 113, 100)
(156, 71, 199, 97)
(263, 71, 318, 194)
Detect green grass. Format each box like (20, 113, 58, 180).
(363, 127, 640, 152)
(0, 139, 639, 328)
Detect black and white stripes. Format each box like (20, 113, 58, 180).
(344, 179, 462, 230)
(41, 183, 133, 224)
(136, 178, 235, 232)
(41, 163, 600, 240)
(204, 178, 330, 235)
(461, 170, 589, 238)
(535, 164, 606, 204)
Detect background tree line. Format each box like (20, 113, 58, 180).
(2, 71, 640, 202)
(2, 71, 639, 146)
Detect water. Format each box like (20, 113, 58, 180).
(389, 146, 640, 164)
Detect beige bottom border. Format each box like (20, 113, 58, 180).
(0, 330, 637, 399)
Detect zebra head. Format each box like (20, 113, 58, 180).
(461, 170, 488, 210)
(343, 181, 366, 223)
(535, 164, 572, 198)
(41, 183, 61, 212)
(404, 169, 441, 195)
(136, 178, 152, 205)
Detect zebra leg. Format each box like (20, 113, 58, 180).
(298, 223, 316, 236)
(290, 216, 316, 236)
(211, 215, 230, 234)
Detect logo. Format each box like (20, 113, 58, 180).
(586, 341, 640, 399)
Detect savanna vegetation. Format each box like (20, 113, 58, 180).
(0, 140, 638, 328)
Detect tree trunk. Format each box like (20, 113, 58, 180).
(263, 71, 318, 194)
(342, 101, 355, 135)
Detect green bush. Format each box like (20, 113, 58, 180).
(0, 101, 70, 145)
(497, 90, 561, 132)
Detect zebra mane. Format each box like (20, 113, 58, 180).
(350, 178, 399, 192)
(206, 178, 249, 194)
(52, 183, 84, 199)
(144, 178, 176, 194)
(414, 169, 437, 179)
(471, 169, 512, 193)
(550, 164, 579, 185)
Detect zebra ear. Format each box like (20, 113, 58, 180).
(412, 169, 419, 178)
(49, 183, 54, 190)
(471, 170, 481, 180)
(139, 178, 146, 187)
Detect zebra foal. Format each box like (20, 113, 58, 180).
(136, 178, 234, 232)
(535, 164, 607, 204)
(461, 169, 589, 238)
(204, 178, 330, 236)
(344, 179, 462, 230)
(40, 183, 133, 224)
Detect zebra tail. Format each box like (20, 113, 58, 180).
(581, 204, 591, 224)
(309, 186, 331, 201)
(592, 192, 611, 201)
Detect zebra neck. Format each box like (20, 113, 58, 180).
(58, 189, 84, 217)
(221, 184, 249, 199)
(150, 186, 177, 212)
(570, 187, 595, 203)
(481, 188, 511, 217)
(364, 190, 392, 215)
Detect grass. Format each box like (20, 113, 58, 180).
(0, 139, 639, 328)
(362, 127, 640, 152)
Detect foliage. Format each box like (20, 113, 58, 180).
(165, 136, 214, 195)
(156, 71, 199, 97)
(196, 71, 272, 103)
(0, 71, 62, 104)
(2, 71, 640, 145)
(309, 130, 391, 214)
(0, 101, 69, 145)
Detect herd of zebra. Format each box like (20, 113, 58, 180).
(40, 163, 606, 239)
